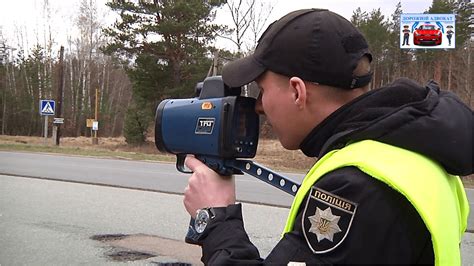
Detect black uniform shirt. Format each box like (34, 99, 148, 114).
(200, 166, 434, 265)
(200, 79, 472, 265)
(265, 167, 434, 264)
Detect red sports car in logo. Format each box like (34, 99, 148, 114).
(413, 24, 442, 45)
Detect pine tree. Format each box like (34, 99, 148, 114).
(103, 0, 225, 144)
(353, 8, 390, 89)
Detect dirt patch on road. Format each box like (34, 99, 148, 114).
(91, 233, 201, 265)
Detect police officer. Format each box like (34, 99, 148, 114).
(446, 25, 454, 46)
(183, 9, 472, 265)
(402, 25, 410, 45)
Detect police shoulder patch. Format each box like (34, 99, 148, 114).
(302, 186, 358, 254)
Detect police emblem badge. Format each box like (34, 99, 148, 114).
(302, 186, 357, 253)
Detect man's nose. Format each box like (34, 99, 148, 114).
(254, 93, 264, 115)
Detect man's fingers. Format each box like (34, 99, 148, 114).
(184, 155, 203, 172)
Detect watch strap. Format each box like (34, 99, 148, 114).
(184, 207, 227, 245)
(184, 217, 201, 245)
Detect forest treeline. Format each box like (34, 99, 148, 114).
(0, 0, 472, 144)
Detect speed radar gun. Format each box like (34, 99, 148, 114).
(155, 76, 300, 245)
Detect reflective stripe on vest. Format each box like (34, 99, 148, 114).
(283, 140, 469, 265)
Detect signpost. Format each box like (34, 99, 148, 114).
(54, 46, 65, 146)
(86, 119, 94, 128)
(40, 100, 55, 144)
(92, 87, 100, 145)
(53, 118, 64, 124)
(92, 121, 99, 131)
(40, 100, 55, 116)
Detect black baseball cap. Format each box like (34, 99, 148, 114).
(222, 9, 373, 89)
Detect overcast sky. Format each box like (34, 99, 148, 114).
(0, 0, 434, 53)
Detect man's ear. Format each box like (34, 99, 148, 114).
(289, 77, 307, 109)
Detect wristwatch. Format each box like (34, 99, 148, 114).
(194, 208, 215, 234)
(185, 207, 225, 245)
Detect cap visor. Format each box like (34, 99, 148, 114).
(222, 55, 266, 87)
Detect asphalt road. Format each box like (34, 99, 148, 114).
(1, 151, 472, 230)
(0, 173, 473, 265)
(0, 173, 287, 265)
(0, 151, 473, 265)
(0, 151, 302, 207)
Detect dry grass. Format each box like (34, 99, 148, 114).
(0, 135, 173, 162)
(254, 139, 316, 173)
(0, 135, 472, 187)
(0, 135, 313, 172)
(0, 135, 152, 153)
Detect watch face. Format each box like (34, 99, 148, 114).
(195, 209, 210, 234)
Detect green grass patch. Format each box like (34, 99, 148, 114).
(0, 143, 174, 162)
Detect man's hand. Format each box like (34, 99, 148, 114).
(183, 156, 236, 218)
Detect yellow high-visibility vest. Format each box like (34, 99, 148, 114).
(284, 140, 469, 265)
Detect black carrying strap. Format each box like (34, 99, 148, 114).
(177, 156, 300, 195)
(183, 158, 301, 246)
(230, 159, 300, 196)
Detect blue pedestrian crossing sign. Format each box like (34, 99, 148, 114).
(40, 100, 55, 116)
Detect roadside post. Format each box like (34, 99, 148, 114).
(52, 117, 64, 143)
(40, 99, 55, 144)
(92, 86, 100, 145)
(53, 46, 65, 146)
(92, 120, 99, 145)
(86, 118, 99, 144)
